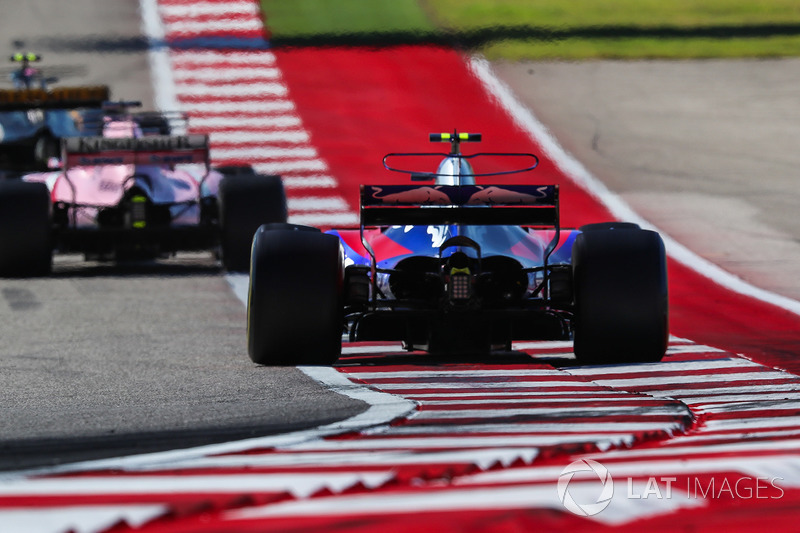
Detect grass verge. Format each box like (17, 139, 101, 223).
(261, 0, 800, 59)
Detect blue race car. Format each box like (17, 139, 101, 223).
(247, 131, 668, 366)
(1, 54, 110, 173)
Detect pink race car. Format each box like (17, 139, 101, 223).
(0, 110, 286, 276)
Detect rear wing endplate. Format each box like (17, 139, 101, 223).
(0, 86, 110, 110)
(62, 134, 209, 168)
(360, 184, 559, 227)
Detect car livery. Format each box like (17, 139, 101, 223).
(247, 131, 669, 366)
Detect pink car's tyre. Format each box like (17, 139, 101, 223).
(0, 181, 52, 277)
(218, 170, 287, 272)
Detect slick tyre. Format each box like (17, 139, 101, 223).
(579, 221, 640, 232)
(247, 225, 343, 366)
(0, 181, 52, 277)
(572, 227, 668, 364)
(33, 134, 60, 170)
(218, 170, 287, 272)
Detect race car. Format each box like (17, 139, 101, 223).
(0, 107, 287, 276)
(1, 53, 110, 172)
(246, 131, 668, 366)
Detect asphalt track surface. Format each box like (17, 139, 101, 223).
(3, 0, 800, 529)
(0, 0, 367, 470)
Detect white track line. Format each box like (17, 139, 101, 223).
(282, 175, 338, 188)
(420, 397, 668, 405)
(351, 369, 571, 379)
(413, 405, 688, 419)
(128, 448, 539, 471)
(289, 212, 360, 226)
(286, 434, 637, 450)
(587, 371, 787, 388)
(650, 383, 800, 397)
(181, 101, 294, 113)
(374, 421, 686, 435)
(372, 381, 599, 390)
(159, 2, 260, 18)
(227, 479, 701, 527)
(287, 196, 350, 211)
(164, 19, 264, 34)
(173, 67, 281, 80)
(0, 506, 165, 533)
(209, 131, 310, 144)
(176, 82, 288, 97)
(191, 115, 302, 129)
(210, 146, 318, 159)
(567, 358, 758, 375)
(170, 50, 277, 65)
(0, 473, 392, 499)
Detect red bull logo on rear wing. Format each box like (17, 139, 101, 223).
(62, 134, 209, 168)
(360, 184, 559, 227)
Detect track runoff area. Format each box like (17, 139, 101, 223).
(2, 0, 800, 531)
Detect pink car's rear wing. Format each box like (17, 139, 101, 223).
(62, 134, 209, 168)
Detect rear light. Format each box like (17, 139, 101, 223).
(130, 195, 147, 228)
(449, 268, 472, 301)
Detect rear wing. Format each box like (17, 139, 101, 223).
(77, 102, 189, 136)
(0, 86, 110, 110)
(62, 134, 209, 168)
(360, 184, 559, 227)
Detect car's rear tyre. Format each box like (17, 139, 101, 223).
(134, 113, 171, 135)
(33, 133, 59, 170)
(579, 221, 641, 232)
(247, 224, 343, 365)
(0, 181, 52, 277)
(572, 227, 668, 364)
(217, 169, 287, 272)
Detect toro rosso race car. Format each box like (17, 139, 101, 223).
(247, 132, 668, 366)
(1, 54, 111, 172)
(0, 104, 287, 275)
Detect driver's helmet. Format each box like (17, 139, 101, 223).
(102, 117, 143, 139)
(434, 156, 476, 186)
(10, 53, 40, 89)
